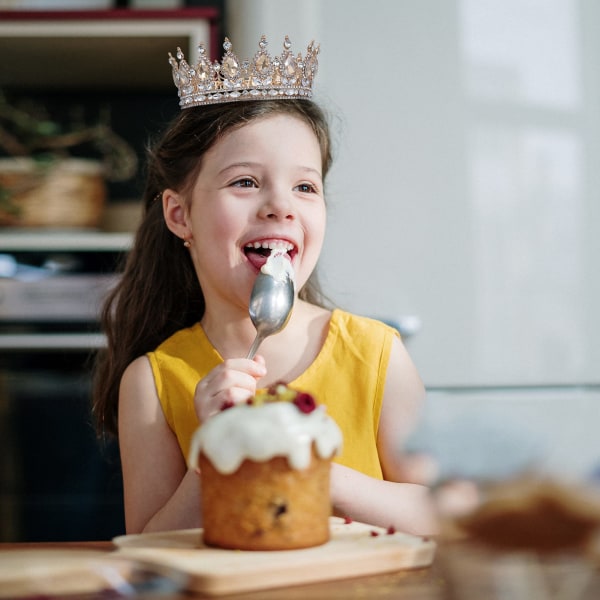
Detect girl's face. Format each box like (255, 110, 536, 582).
(182, 113, 326, 312)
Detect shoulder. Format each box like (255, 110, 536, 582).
(332, 309, 400, 341)
(118, 355, 166, 434)
(319, 310, 400, 375)
(148, 322, 212, 381)
(120, 356, 156, 403)
(151, 323, 203, 356)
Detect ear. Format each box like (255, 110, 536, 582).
(162, 189, 191, 241)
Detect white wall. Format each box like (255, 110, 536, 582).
(225, 0, 600, 390)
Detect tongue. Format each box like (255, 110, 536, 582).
(245, 249, 269, 270)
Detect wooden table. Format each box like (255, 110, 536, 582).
(2, 539, 599, 599)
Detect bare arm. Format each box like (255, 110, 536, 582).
(377, 335, 428, 483)
(118, 356, 201, 533)
(330, 335, 438, 536)
(330, 463, 437, 536)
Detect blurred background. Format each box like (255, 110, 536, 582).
(0, 0, 598, 541)
(228, 0, 600, 487)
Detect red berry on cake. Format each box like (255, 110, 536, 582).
(293, 392, 317, 413)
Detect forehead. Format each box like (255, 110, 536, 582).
(207, 113, 322, 165)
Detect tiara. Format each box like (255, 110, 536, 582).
(168, 35, 320, 109)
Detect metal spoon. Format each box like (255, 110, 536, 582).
(246, 269, 295, 359)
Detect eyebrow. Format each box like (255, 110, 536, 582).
(218, 162, 322, 178)
(218, 162, 256, 175)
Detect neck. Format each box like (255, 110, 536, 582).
(200, 306, 256, 359)
(200, 299, 325, 365)
(201, 301, 331, 388)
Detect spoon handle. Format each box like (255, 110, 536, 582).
(246, 334, 264, 360)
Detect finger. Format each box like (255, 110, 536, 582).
(209, 364, 262, 393)
(221, 357, 266, 379)
(201, 386, 255, 420)
(195, 365, 261, 421)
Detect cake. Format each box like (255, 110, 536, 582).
(455, 476, 600, 553)
(188, 383, 343, 550)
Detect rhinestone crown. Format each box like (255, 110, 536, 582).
(169, 35, 320, 109)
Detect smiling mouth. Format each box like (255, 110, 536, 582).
(244, 240, 295, 268)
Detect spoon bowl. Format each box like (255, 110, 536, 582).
(246, 269, 295, 359)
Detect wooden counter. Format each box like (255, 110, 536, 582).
(2, 537, 599, 599)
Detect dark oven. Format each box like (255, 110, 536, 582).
(0, 232, 127, 542)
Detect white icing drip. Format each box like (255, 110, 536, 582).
(260, 249, 295, 286)
(188, 403, 342, 474)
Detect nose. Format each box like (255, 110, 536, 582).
(258, 189, 296, 221)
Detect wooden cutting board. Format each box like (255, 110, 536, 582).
(113, 516, 436, 596)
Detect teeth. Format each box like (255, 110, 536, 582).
(247, 240, 294, 252)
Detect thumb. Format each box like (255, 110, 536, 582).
(253, 354, 267, 368)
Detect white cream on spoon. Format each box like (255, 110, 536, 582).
(246, 249, 295, 359)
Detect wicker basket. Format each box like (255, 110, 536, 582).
(0, 158, 106, 228)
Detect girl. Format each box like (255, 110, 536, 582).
(93, 39, 438, 537)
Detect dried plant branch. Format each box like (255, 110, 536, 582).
(0, 91, 137, 182)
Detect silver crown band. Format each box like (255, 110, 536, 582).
(169, 35, 320, 109)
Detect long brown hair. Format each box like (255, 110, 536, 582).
(92, 99, 333, 438)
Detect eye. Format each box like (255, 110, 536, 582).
(232, 177, 257, 188)
(295, 182, 318, 194)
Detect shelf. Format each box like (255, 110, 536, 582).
(0, 8, 217, 90)
(0, 332, 106, 351)
(0, 230, 132, 252)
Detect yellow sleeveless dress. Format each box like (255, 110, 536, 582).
(147, 309, 399, 479)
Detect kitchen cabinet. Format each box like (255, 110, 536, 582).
(0, 7, 218, 542)
(0, 8, 218, 90)
(0, 230, 131, 350)
(0, 230, 133, 542)
(0, 6, 218, 326)
(0, 7, 218, 214)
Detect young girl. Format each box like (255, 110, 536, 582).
(92, 36, 438, 537)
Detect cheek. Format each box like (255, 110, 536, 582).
(299, 207, 327, 274)
(193, 202, 244, 244)
(309, 205, 327, 251)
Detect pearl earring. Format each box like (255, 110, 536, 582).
(183, 239, 191, 248)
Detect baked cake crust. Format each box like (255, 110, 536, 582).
(200, 448, 331, 550)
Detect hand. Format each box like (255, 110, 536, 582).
(194, 355, 266, 421)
